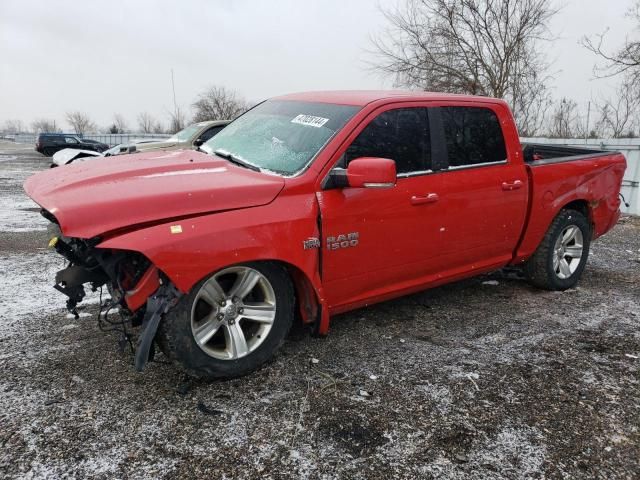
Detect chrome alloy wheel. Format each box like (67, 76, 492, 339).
(553, 225, 584, 280)
(190, 266, 276, 360)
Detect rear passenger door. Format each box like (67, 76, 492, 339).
(435, 104, 528, 272)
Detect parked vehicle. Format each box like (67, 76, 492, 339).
(121, 120, 230, 153)
(49, 121, 230, 167)
(24, 91, 627, 379)
(35, 133, 109, 156)
(51, 140, 159, 167)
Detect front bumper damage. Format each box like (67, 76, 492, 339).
(49, 230, 180, 371)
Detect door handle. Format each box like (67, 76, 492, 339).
(411, 193, 439, 205)
(501, 180, 523, 191)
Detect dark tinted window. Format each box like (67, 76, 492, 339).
(345, 108, 431, 174)
(199, 126, 224, 143)
(441, 107, 507, 167)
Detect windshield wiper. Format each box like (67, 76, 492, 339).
(214, 149, 261, 172)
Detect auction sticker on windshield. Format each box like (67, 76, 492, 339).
(291, 114, 329, 128)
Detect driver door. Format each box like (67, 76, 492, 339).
(317, 106, 446, 309)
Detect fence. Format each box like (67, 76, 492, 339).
(522, 138, 640, 216)
(13, 132, 171, 146)
(7, 132, 640, 215)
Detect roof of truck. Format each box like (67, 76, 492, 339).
(274, 90, 507, 107)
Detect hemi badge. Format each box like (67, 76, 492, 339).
(170, 225, 183, 234)
(303, 237, 321, 250)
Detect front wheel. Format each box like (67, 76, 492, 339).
(524, 209, 591, 290)
(156, 262, 294, 379)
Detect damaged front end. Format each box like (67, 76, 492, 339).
(45, 211, 180, 371)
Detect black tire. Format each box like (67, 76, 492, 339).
(43, 147, 55, 157)
(156, 262, 294, 379)
(524, 209, 591, 290)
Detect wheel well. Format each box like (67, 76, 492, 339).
(562, 200, 589, 219)
(561, 200, 592, 232)
(274, 261, 321, 327)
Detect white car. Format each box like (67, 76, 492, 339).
(50, 140, 158, 167)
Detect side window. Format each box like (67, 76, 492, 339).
(441, 107, 507, 167)
(64, 136, 79, 144)
(344, 108, 431, 174)
(199, 126, 223, 143)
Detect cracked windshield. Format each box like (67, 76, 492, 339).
(202, 100, 359, 174)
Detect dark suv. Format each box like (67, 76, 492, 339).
(35, 134, 109, 156)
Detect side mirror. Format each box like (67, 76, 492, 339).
(128, 145, 137, 154)
(193, 138, 204, 147)
(346, 157, 396, 188)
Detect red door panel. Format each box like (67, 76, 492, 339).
(437, 163, 528, 273)
(318, 174, 445, 308)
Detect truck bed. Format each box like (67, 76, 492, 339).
(513, 145, 627, 265)
(522, 143, 620, 165)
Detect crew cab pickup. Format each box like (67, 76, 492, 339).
(24, 91, 627, 379)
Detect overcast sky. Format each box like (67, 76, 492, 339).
(0, 0, 635, 131)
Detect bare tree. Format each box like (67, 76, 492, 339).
(370, 0, 558, 136)
(548, 98, 579, 138)
(192, 86, 248, 122)
(3, 119, 25, 134)
(582, 1, 640, 89)
(595, 79, 639, 138)
(152, 120, 165, 134)
(167, 106, 187, 134)
(137, 112, 155, 133)
(113, 114, 129, 133)
(31, 119, 59, 133)
(66, 111, 96, 135)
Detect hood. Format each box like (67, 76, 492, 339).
(24, 149, 285, 239)
(52, 148, 103, 166)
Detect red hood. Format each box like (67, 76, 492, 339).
(24, 149, 285, 238)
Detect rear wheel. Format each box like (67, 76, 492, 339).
(524, 209, 591, 290)
(157, 262, 294, 379)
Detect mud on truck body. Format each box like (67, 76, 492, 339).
(24, 91, 627, 379)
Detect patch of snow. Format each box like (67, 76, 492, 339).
(139, 167, 227, 178)
(0, 252, 99, 338)
(0, 195, 48, 232)
(415, 382, 452, 414)
(65, 312, 91, 319)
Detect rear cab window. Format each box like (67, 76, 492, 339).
(440, 106, 507, 168)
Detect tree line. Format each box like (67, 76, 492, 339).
(2, 85, 249, 136)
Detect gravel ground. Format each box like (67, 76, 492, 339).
(0, 142, 638, 479)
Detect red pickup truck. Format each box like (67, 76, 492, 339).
(24, 91, 627, 379)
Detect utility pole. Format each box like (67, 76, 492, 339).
(171, 68, 178, 118)
(584, 101, 591, 144)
